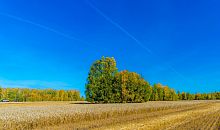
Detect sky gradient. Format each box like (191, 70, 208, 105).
(0, 0, 220, 95)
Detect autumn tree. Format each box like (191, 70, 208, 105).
(145, 84, 152, 101)
(0, 86, 2, 100)
(156, 84, 164, 101)
(170, 89, 178, 100)
(151, 85, 159, 101)
(114, 70, 150, 103)
(0, 88, 81, 102)
(163, 86, 171, 101)
(181, 92, 187, 100)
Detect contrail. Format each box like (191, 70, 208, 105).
(86, 0, 187, 80)
(0, 12, 95, 47)
(86, 0, 152, 54)
(166, 64, 186, 80)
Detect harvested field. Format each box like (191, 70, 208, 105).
(0, 100, 219, 130)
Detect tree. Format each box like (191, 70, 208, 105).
(86, 56, 118, 103)
(186, 92, 194, 100)
(177, 91, 181, 100)
(114, 70, 150, 103)
(155, 84, 164, 101)
(195, 93, 201, 100)
(145, 84, 152, 101)
(151, 85, 159, 101)
(0, 86, 2, 100)
(163, 86, 171, 101)
(114, 70, 127, 103)
(170, 89, 178, 101)
(181, 92, 187, 100)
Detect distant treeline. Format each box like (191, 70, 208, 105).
(86, 57, 220, 103)
(0, 87, 82, 102)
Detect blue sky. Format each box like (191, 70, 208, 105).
(0, 0, 219, 95)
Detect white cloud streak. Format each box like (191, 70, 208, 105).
(86, 0, 152, 54)
(0, 12, 95, 47)
(86, 0, 187, 80)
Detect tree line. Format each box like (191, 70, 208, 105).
(0, 87, 82, 102)
(86, 56, 220, 103)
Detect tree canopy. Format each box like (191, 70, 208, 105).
(86, 56, 118, 103)
(85, 56, 220, 103)
(0, 87, 81, 102)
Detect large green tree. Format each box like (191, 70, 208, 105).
(86, 56, 118, 103)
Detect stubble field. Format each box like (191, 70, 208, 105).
(0, 100, 219, 130)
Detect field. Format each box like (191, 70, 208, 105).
(0, 100, 219, 130)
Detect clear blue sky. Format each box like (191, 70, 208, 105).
(0, 0, 219, 95)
